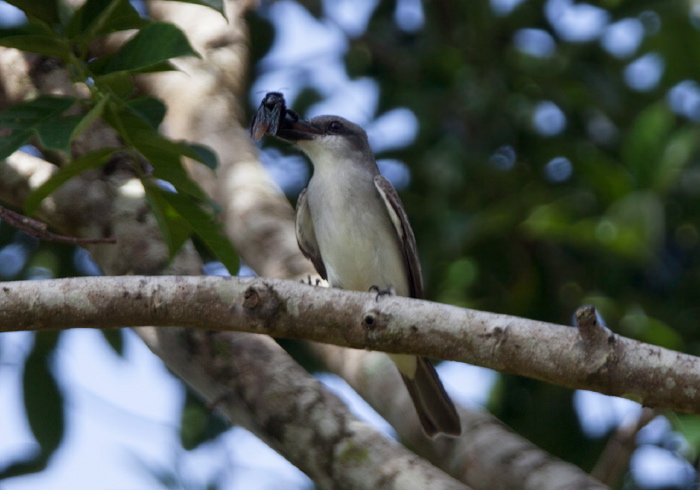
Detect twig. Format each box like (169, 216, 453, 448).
(0, 205, 116, 245)
(590, 407, 656, 486)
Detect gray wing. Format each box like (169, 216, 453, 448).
(295, 188, 327, 280)
(373, 175, 424, 299)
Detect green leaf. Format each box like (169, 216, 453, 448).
(0, 332, 65, 479)
(0, 35, 72, 61)
(0, 18, 55, 38)
(125, 96, 167, 129)
(575, 146, 635, 203)
(90, 22, 198, 76)
(103, 104, 210, 201)
(101, 329, 125, 357)
(674, 415, 700, 450)
(23, 332, 64, 463)
(166, 0, 226, 19)
(144, 184, 193, 257)
(135, 142, 208, 200)
(621, 102, 674, 188)
(184, 143, 218, 170)
(522, 202, 583, 241)
(24, 148, 117, 215)
(4, 0, 60, 25)
(603, 191, 664, 260)
(34, 114, 85, 153)
(180, 389, 228, 450)
(66, 0, 147, 41)
(654, 127, 699, 193)
(620, 310, 682, 349)
(29, 97, 107, 155)
(29, 96, 108, 156)
(93, 65, 176, 98)
(161, 190, 238, 273)
(0, 458, 47, 480)
(70, 95, 109, 140)
(93, 72, 135, 98)
(0, 95, 78, 159)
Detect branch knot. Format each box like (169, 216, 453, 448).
(361, 308, 388, 332)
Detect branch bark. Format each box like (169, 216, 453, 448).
(315, 344, 608, 490)
(1, 275, 698, 417)
(138, 326, 470, 490)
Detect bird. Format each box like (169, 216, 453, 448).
(272, 113, 461, 437)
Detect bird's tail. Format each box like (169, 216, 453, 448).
(393, 355, 462, 437)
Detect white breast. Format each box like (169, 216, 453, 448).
(306, 165, 409, 296)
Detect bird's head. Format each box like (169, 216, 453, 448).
(276, 115, 374, 168)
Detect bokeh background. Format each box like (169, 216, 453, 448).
(2, 0, 700, 488)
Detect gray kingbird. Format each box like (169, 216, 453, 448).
(274, 114, 461, 437)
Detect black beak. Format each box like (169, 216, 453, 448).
(276, 115, 324, 142)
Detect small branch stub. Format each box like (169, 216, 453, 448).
(241, 283, 281, 326)
(575, 305, 613, 346)
(243, 285, 262, 310)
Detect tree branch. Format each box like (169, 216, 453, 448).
(0, 204, 116, 244)
(137, 326, 470, 490)
(590, 407, 656, 487)
(314, 344, 608, 490)
(1, 275, 698, 416)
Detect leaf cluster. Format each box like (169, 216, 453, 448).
(0, 0, 237, 273)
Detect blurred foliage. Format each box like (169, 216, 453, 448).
(180, 388, 228, 451)
(0, 331, 62, 480)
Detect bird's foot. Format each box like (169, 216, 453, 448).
(301, 274, 323, 286)
(369, 285, 395, 301)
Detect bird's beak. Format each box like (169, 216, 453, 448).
(276, 116, 324, 142)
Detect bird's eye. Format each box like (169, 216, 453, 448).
(329, 120, 342, 132)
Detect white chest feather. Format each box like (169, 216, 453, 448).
(306, 167, 409, 295)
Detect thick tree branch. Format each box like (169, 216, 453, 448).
(137, 326, 470, 490)
(1, 275, 698, 416)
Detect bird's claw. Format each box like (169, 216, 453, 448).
(369, 285, 394, 301)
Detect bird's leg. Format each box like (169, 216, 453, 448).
(369, 285, 395, 301)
